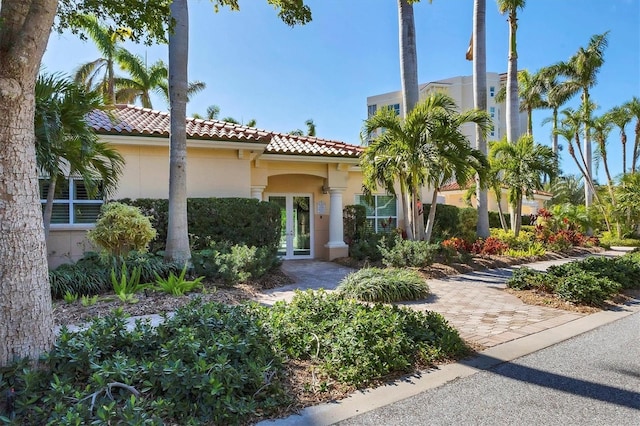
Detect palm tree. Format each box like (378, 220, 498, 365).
(489, 135, 557, 236)
(495, 69, 545, 136)
(73, 14, 131, 105)
(605, 105, 631, 175)
(166, 0, 191, 265)
(35, 73, 124, 237)
(548, 175, 584, 206)
(615, 172, 640, 234)
(538, 66, 573, 163)
(625, 97, 640, 173)
(496, 0, 526, 143)
(473, 0, 490, 238)
(591, 114, 618, 236)
(114, 51, 168, 108)
(305, 119, 316, 136)
(362, 93, 490, 241)
(551, 32, 609, 207)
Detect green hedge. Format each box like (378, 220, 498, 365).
(119, 198, 281, 252)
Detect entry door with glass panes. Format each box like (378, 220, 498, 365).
(268, 195, 313, 259)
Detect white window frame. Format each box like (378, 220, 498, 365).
(355, 194, 398, 233)
(40, 178, 104, 228)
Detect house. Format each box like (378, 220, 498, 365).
(366, 72, 528, 143)
(45, 104, 373, 267)
(44, 104, 550, 268)
(438, 181, 552, 215)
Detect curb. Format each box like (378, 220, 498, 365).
(258, 300, 640, 426)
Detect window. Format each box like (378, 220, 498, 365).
(39, 178, 104, 225)
(490, 106, 495, 118)
(367, 104, 377, 117)
(355, 194, 397, 233)
(390, 103, 400, 116)
(489, 86, 495, 97)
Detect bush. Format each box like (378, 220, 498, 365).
(3, 302, 287, 424)
(471, 237, 509, 256)
(458, 208, 478, 242)
(423, 203, 460, 240)
(554, 271, 621, 305)
(504, 242, 546, 258)
(338, 267, 430, 302)
(548, 255, 640, 290)
(378, 236, 439, 268)
(88, 202, 156, 256)
(261, 290, 468, 386)
(506, 267, 555, 292)
(349, 233, 384, 261)
(49, 251, 181, 299)
(343, 204, 368, 246)
(120, 198, 281, 252)
(192, 242, 280, 283)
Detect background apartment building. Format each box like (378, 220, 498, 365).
(366, 72, 527, 144)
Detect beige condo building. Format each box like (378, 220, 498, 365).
(366, 72, 528, 144)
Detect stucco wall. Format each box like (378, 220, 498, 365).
(47, 228, 97, 269)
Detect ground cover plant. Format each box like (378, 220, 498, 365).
(1, 295, 468, 424)
(506, 251, 640, 305)
(337, 267, 430, 302)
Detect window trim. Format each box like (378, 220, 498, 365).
(39, 178, 104, 227)
(355, 194, 398, 234)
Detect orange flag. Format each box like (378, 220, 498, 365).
(466, 34, 473, 61)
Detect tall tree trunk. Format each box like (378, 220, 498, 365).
(398, 0, 422, 239)
(43, 174, 58, 239)
(551, 108, 559, 172)
(398, 0, 419, 116)
(165, 0, 192, 265)
(620, 130, 627, 175)
(0, 0, 57, 366)
(582, 91, 593, 208)
(514, 193, 523, 237)
(506, 10, 520, 143)
(632, 120, 639, 174)
(473, 0, 489, 238)
(424, 188, 439, 242)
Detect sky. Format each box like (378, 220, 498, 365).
(43, 0, 640, 178)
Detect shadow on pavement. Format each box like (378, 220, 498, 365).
(460, 353, 640, 410)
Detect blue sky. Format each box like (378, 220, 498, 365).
(43, 0, 639, 178)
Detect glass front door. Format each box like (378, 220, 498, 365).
(269, 194, 312, 259)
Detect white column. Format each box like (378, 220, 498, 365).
(325, 188, 348, 249)
(250, 185, 265, 201)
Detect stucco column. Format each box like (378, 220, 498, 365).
(324, 188, 349, 260)
(250, 185, 266, 200)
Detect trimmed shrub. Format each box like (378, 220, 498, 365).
(261, 290, 468, 386)
(349, 233, 385, 261)
(120, 198, 281, 252)
(423, 203, 460, 240)
(378, 237, 439, 267)
(88, 202, 156, 256)
(555, 271, 621, 305)
(192, 242, 280, 283)
(338, 267, 430, 302)
(506, 266, 555, 292)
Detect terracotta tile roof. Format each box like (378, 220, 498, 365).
(86, 105, 363, 158)
(267, 133, 363, 158)
(86, 104, 271, 143)
(439, 181, 553, 197)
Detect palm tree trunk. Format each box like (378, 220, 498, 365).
(43, 174, 58, 239)
(425, 188, 439, 242)
(497, 197, 508, 231)
(399, 178, 413, 240)
(397, 0, 419, 116)
(473, 0, 489, 238)
(633, 120, 639, 174)
(552, 108, 559, 170)
(514, 193, 523, 237)
(506, 9, 520, 143)
(165, 0, 192, 265)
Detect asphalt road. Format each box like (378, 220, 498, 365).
(337, 311, 640, 426)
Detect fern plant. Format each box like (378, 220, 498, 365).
(110, 262, 147, 303)
(153, 264, 204, 296)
